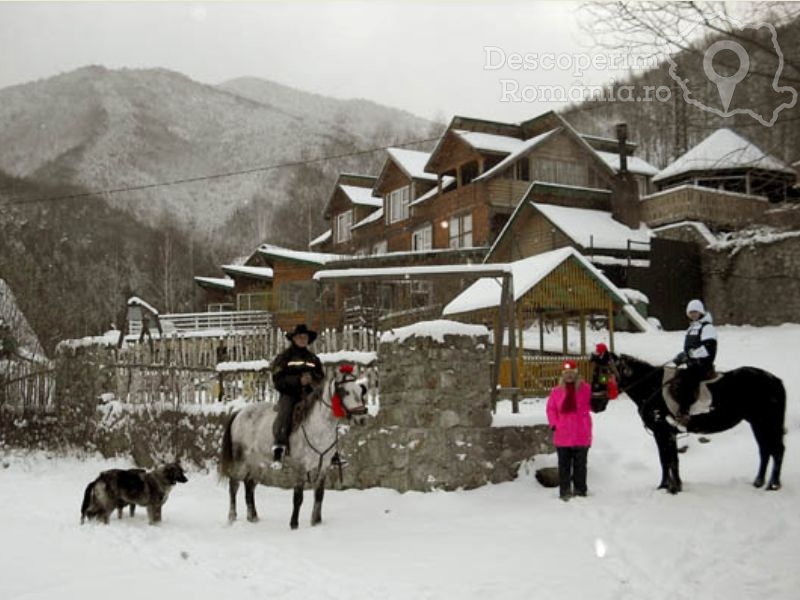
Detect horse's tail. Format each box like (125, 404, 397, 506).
(218, 410, 240, 481)
(80, 481, 95, 523)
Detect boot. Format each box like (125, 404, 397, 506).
(270, 445, 286, 469)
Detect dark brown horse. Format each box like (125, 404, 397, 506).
(591, 353, 785, 494)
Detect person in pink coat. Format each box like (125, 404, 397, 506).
(547, 359, 593, 500)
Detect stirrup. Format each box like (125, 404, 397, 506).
(331, 452, 348, 468)
(272, 445, 285, 462)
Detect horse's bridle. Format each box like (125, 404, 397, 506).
(322, 374, 368, 419)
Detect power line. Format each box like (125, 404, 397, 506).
(0, 135, 441, 208)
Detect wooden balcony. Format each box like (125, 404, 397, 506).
(129, 310, 272, 337)
(641, 184, 769, 228)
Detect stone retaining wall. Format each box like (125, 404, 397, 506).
(2, 322, 551, 492)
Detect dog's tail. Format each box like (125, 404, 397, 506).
(218, 410, 240, 481)
(80, 481, 95, 524)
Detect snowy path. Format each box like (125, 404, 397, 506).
(2, 325, 799, 599)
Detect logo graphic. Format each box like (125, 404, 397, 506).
(664, 13, 797, 127)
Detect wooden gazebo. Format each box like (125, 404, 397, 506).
(443, 247, 645, 395)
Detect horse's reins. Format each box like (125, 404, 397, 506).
(302, 374, 366, 477)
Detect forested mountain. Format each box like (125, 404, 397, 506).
(564, 11, 800, 170)
(0, 171, 219, 353)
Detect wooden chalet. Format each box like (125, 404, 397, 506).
(314, 111, 658, 259)
(643, 128, 797, 230)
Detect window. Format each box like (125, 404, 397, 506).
(208, 303, 235, 312)
(277, 282, 315, 313)
(372, 240, 388, 255)
(412, 223, 433, 252)
(514, 158, 530, 181)
(236, 293, 271, 311)
(531, 158, 588, 187)
(410, 281, 433, 308)
(461, 161, 479, 186)
(386, 186, 410, 223)
(449, 213, 473, 248)
(335, 210, 353, 244)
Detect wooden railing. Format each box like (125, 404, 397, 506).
(129, 310, 272, 337)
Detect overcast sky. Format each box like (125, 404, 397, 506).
(0, 1, 645, 123)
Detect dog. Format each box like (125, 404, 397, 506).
(80, 463, 188, 525)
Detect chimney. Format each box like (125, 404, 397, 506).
(616, 123, 628, 174)
(611, 122, 641, 229)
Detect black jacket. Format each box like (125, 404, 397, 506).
(271, 344, 324, 399)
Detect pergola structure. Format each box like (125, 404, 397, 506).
(313, 264, 522, 411)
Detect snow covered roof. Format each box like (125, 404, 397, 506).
(653, 128, 795, 182)
(221, 264, 274, 280)
(475, 129, 561, 182)
(409, 176, 456, 207)
(309, 229, 331, 248)
(443, 247, 629, 316)
(453, 130, 525, 154)
(531, 202, 652, 250)
(594, 151, 659, 177)
(340, 185, 383, 208)
(352, 207, 384, 230)
(127, 296, 159, 315)
(314, 263, 511, 281)
(380, 320, 490, 344)
(193, 276, 234, 290)
(258, 244, 349, 265)
(386, 148, 437, 181)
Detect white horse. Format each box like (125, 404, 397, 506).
(219, 366, 369, 529)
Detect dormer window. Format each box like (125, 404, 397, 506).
(335, 209, 353, 243)
(386, 186, 411, 223)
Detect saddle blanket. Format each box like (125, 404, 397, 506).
(662, 366, 722, 418)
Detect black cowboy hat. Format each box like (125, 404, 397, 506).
(286, 323, 317, 343)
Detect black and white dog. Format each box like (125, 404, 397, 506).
(81, 463, 188, 525)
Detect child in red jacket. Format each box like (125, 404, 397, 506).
(547, 360, 593, 501)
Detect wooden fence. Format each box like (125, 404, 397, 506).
(0, 357, 55, 411)
(110, 325, 380, 407)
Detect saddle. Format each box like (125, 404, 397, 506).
(663, 366, 721, 418)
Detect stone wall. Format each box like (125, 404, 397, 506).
(2, 322, 551, 492)
(702, 235, 800, 326)
(336, 322, 551, 491)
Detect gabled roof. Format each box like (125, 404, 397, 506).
(258, 244, 349, 266)
(352, 207, 384, 230)
(340, 185, 383, 208)
(309, 229, 331, 249)
(653, 128, 795, 183)
(453, 130, 525, 154)
(221, 264, 274, 280)
(409, 176, 456, 207)
(531, 202, 652, 250)
(385, 148, 437, 181)
(323, 173, 378, 217)
(425, 111, 622, 182)
(443, 246, 628, 316)
(193, 276, 234, 290)
(474, 129, 561, 182)
(593, 151, 658, 176)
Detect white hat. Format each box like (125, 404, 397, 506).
(686, 299, 705, 316)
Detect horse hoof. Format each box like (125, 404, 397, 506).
(247, 514, 259, 523)
(767, 482, 781, 491)
(753, 478, 765, 488)
(227, 513, 237, 523)
(290, 522, 299, 530)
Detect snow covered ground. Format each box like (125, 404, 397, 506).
(1, 325, 799, 600)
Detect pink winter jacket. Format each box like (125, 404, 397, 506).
(546, 381, 593, 447)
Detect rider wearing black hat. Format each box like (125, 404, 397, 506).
(270, 324, 324, 464)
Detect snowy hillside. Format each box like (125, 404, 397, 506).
(0, 66, 434, 231)
(1, 324, 798, 599)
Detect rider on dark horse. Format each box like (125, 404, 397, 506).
(672, 299, 718, 422)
